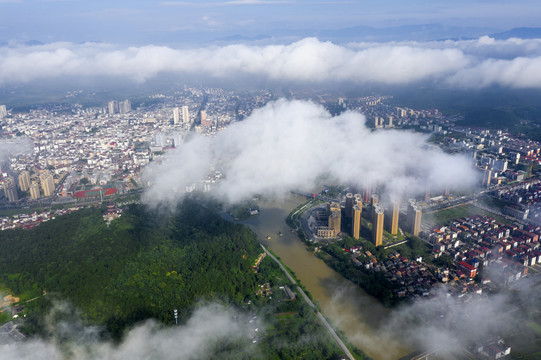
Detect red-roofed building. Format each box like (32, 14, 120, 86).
(458, 261, 477, 278)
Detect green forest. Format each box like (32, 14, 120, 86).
(0, 200, 260, 335)
(0, 199, 360, 359)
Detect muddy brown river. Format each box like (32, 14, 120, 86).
(236, 195, 412, 360)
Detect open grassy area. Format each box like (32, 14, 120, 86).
(0, 311, 12, 325)
(508, 325, 541, 359)
(424, 204, 479, 227)
(286, 198, 323, 229)
(528, 321, 541, 336)
(424, 204, 512, 228)
(275, 312, 298, 319)
(478, 195, 513, 210)
(0, 191, 141, 218)
(382, 228, 405, 244)
(0, 207, 48, 217)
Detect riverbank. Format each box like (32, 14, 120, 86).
(260, 244, 363, 360)
(236, 195, 411, 360)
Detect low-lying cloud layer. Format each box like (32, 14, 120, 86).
(1, 37, 541, 88)
(0, 138, 32, 164)
(143, 99, 477, 206)
(326, 275, 541, 360)
(6, 278, 538, 360)
(2, 303, 256, 360)
(385, 274, 541, 358)
(384, 289, 512, 357)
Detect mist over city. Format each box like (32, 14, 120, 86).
(142, 99, 476, 207)
(1, 1, 541, 360)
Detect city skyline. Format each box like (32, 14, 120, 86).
(2, 1, 541, 359)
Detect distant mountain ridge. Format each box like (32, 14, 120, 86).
(214, 34, 271, 43)
(490, 27, 541, 39)
(315, 25, 541, 42)
(214, 25, 541, 44)
(0, 39, 44, 47)
(315, 23, 498, 42)
(2, 26, 541, 47)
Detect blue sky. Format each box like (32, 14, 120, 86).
(1, 0, 540, 44)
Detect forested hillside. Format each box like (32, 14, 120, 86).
(0, 199, 363, 359)
(0, 199, 261, 337)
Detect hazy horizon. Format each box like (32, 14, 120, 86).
(1, 36, 541, 96)
(1, 0, 541, 46)
(2, 0, 541, 97)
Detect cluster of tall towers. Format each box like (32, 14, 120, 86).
(39, 170, 55, 197)
(18, 170, 42, 200)
(1, 169, 56, 203)
(2, 177, 18, 202)
(173, 106, 191, 125)
(373, 115, 393, 128)
(338, 190, 423, 247)
(370, 195, 422, 246)
(108, 100, 131, 115)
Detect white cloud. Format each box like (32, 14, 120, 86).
(2, 37, 541, 88)
(380, 280, 541, 358)
(448, 55, 541, 88)
(0, 138, 33, 163)
(142, 99, 477, 206)
(326, 277, 541, 360)
(1, 303, 256, 360)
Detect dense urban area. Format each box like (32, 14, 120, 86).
(2, 88, 541, 359)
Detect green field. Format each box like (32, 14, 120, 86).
(478, 195, 513, 210)
(528, 321, 541, 336)
(0, 207, 48, 217)
(423, 205, 479, 227)
(424, 204, 511, 228)
(0, 311, 12, 325)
